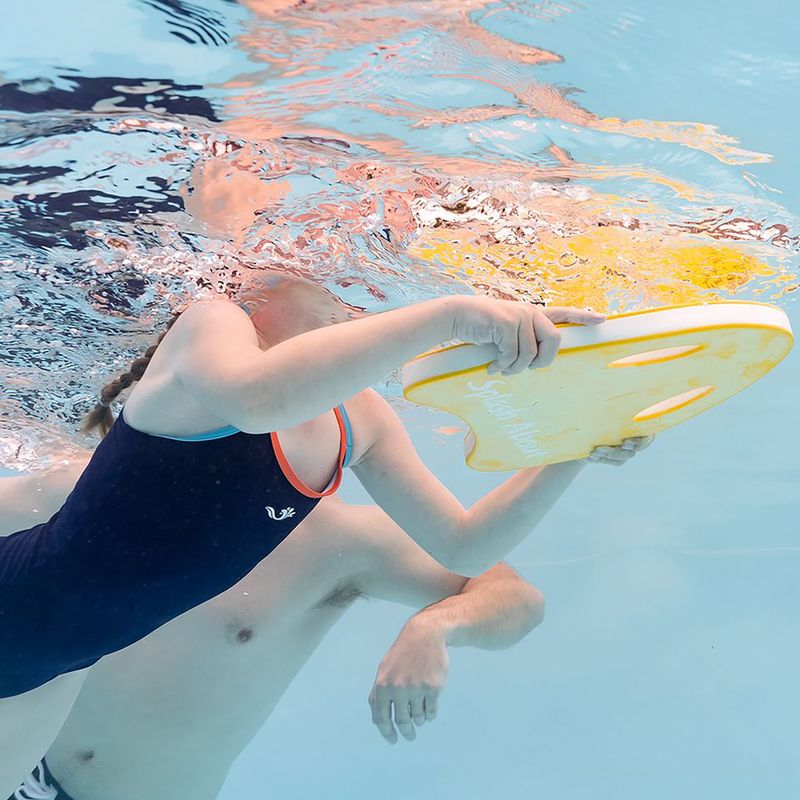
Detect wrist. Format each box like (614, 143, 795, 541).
(405, 606, 451, 646)
(520, 459, 585, 477)
(552, 458, 585, 473)
(435, 295, 465, 341)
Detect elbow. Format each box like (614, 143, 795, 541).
(439, 543, 495, 579)
(436, 526, 504, 579)
(523, 584, 546, 632)
(496, 567, 545, 633)
(498, 564, 545, 630)
(501, 582, 546, 648)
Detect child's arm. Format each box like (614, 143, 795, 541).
(352, 389, 652, 576)
(172, 297, 603, 433)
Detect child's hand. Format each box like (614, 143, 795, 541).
(581, 435, 654, 466)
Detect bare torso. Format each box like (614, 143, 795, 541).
(45, 495, 365, 800)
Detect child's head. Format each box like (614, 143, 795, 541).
(237, 269, 364, 345)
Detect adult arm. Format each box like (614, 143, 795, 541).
(348, 504, 540, 634)
(368, 562, 543, 743)
(0, 454, 90, 533)
(338, 502, 543, 743)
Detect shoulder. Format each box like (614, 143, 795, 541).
(162, 298, 259, 382)
(171, 298, 253, 343)
(147, 298, 255, 374)
(125, 299, 258, 434)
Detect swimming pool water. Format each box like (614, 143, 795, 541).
(1, 1, 798, 798)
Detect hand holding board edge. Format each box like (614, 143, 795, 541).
(402, 302, 794, 471)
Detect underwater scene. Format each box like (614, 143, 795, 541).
(1, 1, 798, 798)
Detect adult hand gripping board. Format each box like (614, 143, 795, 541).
(402, 302, 794, 470)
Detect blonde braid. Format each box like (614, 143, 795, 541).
(79, 310, 185, 438)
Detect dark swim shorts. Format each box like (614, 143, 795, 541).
(9, 759, 77, 800)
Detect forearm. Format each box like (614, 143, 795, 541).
(451, 460, 585, 575)
(407, 563, 544, 651)
(240, 297, 457, 431)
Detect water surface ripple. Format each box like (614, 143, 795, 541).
(1, 0, 797, 469)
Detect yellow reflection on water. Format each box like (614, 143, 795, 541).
(410, 224, 790, 312)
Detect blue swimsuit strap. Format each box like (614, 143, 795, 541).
(338, 404, 353, 469)
(155, 301, 354, 467)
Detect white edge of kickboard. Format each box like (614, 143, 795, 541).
(402, 303, 793, 392)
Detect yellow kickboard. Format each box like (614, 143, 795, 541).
(402, 302, 794, 470)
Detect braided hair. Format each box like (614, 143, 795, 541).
(79, 309, 185, 438)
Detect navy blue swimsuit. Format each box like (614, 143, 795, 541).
(0, 401, 353, 698)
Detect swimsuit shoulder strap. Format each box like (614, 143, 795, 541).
(337, 403, 353, 469)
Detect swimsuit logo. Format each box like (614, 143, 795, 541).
(265, 505, 296, 521)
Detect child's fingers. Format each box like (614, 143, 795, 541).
(587, 436, 654, 464)
(595, 456, 625, 466)
(621, 435, 654, 451)
(591, 445, 635, 461)
(543, 307, 606, 325)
